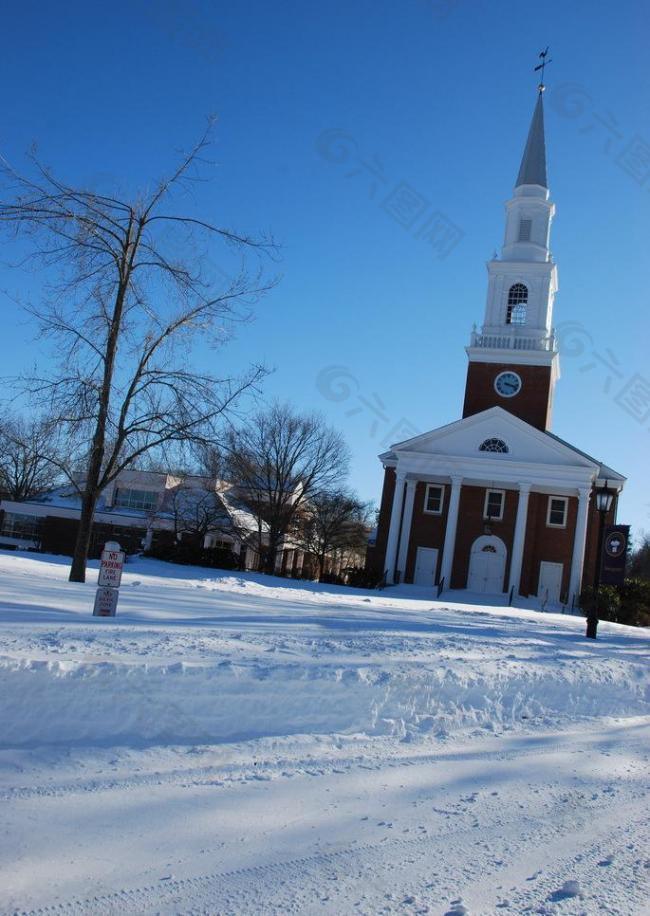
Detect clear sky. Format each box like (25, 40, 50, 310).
(1, 0, 648, 538)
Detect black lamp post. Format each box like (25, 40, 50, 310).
(587, 480, 616, 639)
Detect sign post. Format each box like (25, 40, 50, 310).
(93, 540, 125, 617)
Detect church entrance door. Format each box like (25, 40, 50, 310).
(467, 536, 507, 594)
(538, 561, 563, 606)
(413, 547, 438, 587)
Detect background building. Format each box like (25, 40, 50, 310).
(0, 468, 365, 581)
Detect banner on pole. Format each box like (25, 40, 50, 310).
(600, 525, 629, 586)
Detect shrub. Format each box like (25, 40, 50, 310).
(580, 579, 650, 628)
(617, 578, 650, 628)
(344, 567, 381, 589)
(145, 541, 240, 570)
(579, 585, 620, 622)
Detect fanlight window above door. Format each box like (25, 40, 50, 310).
(479, 438, 509, 454)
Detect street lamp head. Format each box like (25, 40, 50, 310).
(594, 480, 615, 515)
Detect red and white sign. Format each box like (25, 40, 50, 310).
(93, 586, 119, 617)
(98, 549, 125, 588)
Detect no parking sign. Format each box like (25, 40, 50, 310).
(92, 541, 125, 617)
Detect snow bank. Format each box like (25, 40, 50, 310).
(0, 551, 648, 748)
(1, 649, 647, 748)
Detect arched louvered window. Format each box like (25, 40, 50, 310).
(506, 283, 528, 325)
(479, 438, 509, 454)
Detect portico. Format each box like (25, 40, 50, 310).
(375, 407, 623, 604)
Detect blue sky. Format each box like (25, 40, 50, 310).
(1, 0, 648, 538)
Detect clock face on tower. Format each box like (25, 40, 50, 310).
(494, 370, 522, 398)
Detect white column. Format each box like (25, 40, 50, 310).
(508, 482, 531, 596)
(439, 475, 463, 588)
(384, 470, 406, 584)
(396, 478, 417, 583)
(569, 487, 591, 604)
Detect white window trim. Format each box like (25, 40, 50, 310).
(114, 487, 159, 511)
(478, 437, 509, 454)
(483, 489, 505, 521)
(423, 483, 444, 515)
(546, 496, 569, 529)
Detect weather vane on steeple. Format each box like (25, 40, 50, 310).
(534, 47, 552, 92)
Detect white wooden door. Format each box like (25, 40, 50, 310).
(413, 547, 438, 587)
(538, 561, 563, 605)
(467, 537, 506, 594)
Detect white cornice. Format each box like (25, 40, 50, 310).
(465, 347, 558, 368)
(396, 451, 598, 487)
(486, 259, 556, 276)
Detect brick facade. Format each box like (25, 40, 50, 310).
(365, 467, 396, 580)
(369, 478, 612, 601)
(39, 516, 147, 558)
(403, 482, 449, 583)
(462, 362, 553, 430)
(450, 485, 518, 590)
(518, 492, 577, 600)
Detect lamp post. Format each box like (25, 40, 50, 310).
(587, 480, 616, 639)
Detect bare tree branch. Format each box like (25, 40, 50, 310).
(0, 122, 277, 580)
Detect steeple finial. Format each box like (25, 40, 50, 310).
(534, 47, 552, 92)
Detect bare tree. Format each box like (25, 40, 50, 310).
(0, 413, 65, 501)
(167, 477, 229, 547)
(223, 403, 350, 574)
(0, 122, 275, 580)
(629, 533, 650, 581)
(296, 488, 371, 580)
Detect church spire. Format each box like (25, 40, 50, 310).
(515, 89, 548, 189)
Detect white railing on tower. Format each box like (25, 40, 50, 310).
(469, 330, 556, 352)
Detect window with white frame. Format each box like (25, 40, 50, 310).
(506, 282, 528, 325)
(479, 437, 509, 454)
(423, 484, 444, 514)
(113, 488, 158, 511)
(484, 489, 505, 521)
(547, 496, 568, 528)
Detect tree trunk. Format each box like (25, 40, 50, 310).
(67, 248, 133, 582)
(69, 490, 98, 582)
(264, 533, 281, 575)
(264, 546, 277, 575)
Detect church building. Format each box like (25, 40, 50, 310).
(368, 86, 625, 606)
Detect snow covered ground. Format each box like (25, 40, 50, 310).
(0, 550, 648, 915)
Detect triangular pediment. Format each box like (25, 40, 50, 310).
(381, 408, 601, 470)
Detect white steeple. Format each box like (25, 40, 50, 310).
(468, 88, 559, 371)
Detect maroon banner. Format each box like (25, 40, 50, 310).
(600, 525, 630, 586)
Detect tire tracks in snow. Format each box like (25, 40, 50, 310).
(11, 787, 649, 915)
(4, 726, 647, 803)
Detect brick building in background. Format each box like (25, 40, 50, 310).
(0, 468, 362, 581)
(367, 87, 625, 607)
